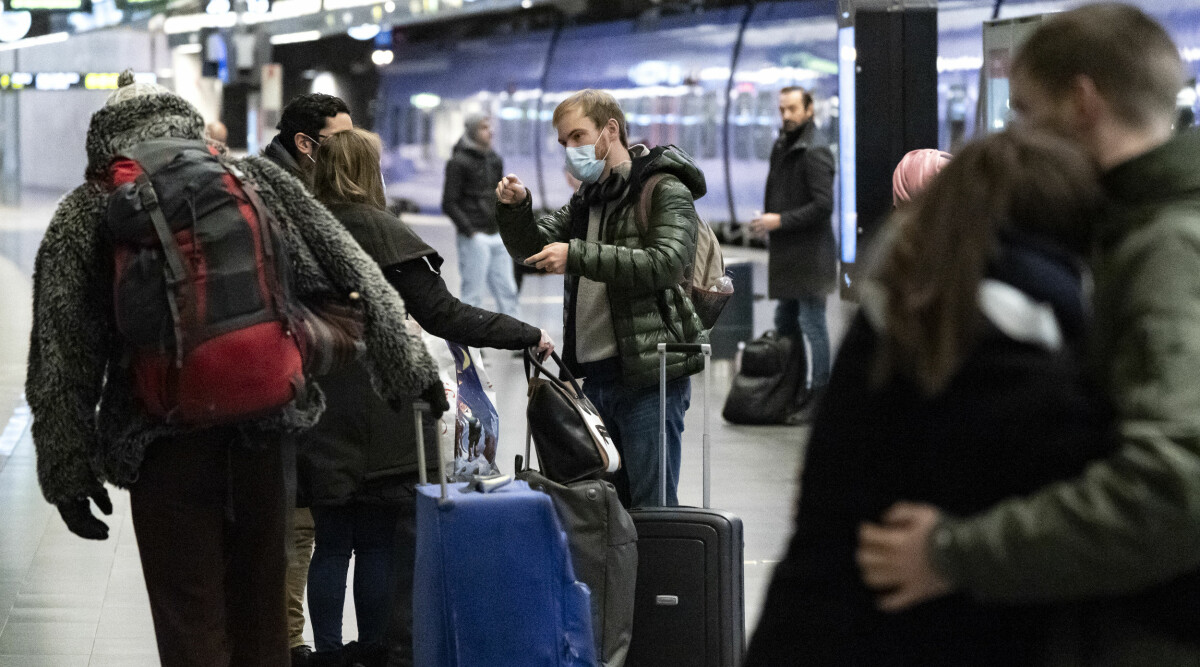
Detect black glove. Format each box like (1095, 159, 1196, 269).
(56, 486, 112, 540)
(421, 382, 450, 420)
(387, 383, 450, 421)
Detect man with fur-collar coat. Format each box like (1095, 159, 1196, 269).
(25, 72, 442, 666)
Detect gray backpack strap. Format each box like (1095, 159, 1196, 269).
(634, 172, 670, 234)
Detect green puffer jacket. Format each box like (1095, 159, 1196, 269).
(932, 130, 1200, 664)
(496, 145, 707, 388)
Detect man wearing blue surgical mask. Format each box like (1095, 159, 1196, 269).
(495, 89, 709, 508)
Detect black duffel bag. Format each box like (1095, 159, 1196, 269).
(516, 454, 638, 667)
(722, 330, 808, 424)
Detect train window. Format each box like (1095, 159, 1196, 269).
(702, 91, 718, 160)
(755, 90, 775, 160)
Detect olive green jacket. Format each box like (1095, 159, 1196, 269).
(933, 130, 1200, 663)
(496, 145, 707, 388)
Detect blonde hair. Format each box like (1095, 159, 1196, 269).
(312, 128, 387, 210)
(552, 89, 629, 148)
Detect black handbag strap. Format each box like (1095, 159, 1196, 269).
(523, 348, 587, 474)
(523, 348, 585, 398)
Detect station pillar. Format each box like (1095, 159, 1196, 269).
(838, 0, 937, 298)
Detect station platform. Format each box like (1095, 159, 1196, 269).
(0, 192, 850, 665)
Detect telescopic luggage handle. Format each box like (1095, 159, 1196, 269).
(413, 400, 448, 501)
(658, 343, 712, 508)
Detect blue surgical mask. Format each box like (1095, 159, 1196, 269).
(565, 127, 610, 184)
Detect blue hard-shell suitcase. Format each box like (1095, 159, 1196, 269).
(411, 404, 597, 667)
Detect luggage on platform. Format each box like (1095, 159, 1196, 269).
(517, 447, 638, 666)
(721, 330, 807, 425)
(627, 344, 745, 667)
(410, 403, 597, 667)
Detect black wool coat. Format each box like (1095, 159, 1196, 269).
(746, 237, 1116, 666)
(298, 202, 540, 506)
(764, 121, 837, 298)
(442, 138, 503, 236)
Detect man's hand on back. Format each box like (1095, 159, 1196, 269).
(857, 502, 954, 611)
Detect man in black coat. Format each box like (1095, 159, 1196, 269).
(442, 113, 520, 317)
(261, 92, 355, 666)
(750, 86, 836, 419)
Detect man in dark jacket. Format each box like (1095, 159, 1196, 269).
(26, 74, 440, 667)
(495, 89, 706, 508)
(262, 91, 353, 665)
(857, 6, 1200, 662)
(263, 93, 353, 186)
(751, 86, 836, 420)
(443, 113, 520, 317)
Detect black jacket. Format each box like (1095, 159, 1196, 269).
(262, 134, 307, 185)
(298, 202, 540, 506)
(442, 138, 503, 236)
(746, 237, 1115, 666)
(764, 121, 837, 297)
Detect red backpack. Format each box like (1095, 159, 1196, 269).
(105, 138, 307, 425)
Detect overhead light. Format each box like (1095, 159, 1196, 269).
(205, 0, 230, 14)
(311, 72, 338, 96)
(0, 11, 33, 43)
(371, 49, 393, 65)
(520, 0, 532, 7)
(322, 0, 374, 9)
(163, 12, 236, 34)
(175, 42, 202, 54)
(242, 0, 321, 24)
(410, 93, 440, 110)
(347, 24, 379, 40)
(0, 31, 68, 52)
(384, 1, 395, 10)
(270, 30, 322, 45)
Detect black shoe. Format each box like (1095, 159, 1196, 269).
(783, 387, 825, 425)
(308, 647, 348, 667)
(290, 644, 313, 667)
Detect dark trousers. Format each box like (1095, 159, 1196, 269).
(774, 295, 831, 390)
(309, 502, 403, 652)
(385, 478, 420, 667)
(581, 360, 691, 508)
(129, 428, 293, 667)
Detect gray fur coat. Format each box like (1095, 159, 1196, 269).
(26, 91, 439, 505)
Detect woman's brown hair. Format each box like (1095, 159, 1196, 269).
(872, 129, 1103, 395)
(312, 128, 387, 210)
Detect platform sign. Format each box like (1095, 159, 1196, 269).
(115, 0, 170, 10)
(1, 71, 155, 90)
(4, 0, 89, 11)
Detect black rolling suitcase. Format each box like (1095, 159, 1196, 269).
(627, 343, 745, 667)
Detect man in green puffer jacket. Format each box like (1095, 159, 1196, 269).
(857, 5, 1200, 663)
(495, 89, 706, 508)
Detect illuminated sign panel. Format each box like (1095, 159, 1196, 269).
(0, 71, 156, 90)
(4, 0, 89, 11)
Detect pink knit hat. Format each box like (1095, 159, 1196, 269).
(892, 149, 953, 206)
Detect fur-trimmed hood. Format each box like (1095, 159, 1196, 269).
(84, 92, 205, 183)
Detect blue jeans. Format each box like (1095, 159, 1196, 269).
(308, 503, 400, 652)
(775, 296, 830, 389)
(456, 232, 520, 317)
(583, 373, 691, 508)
